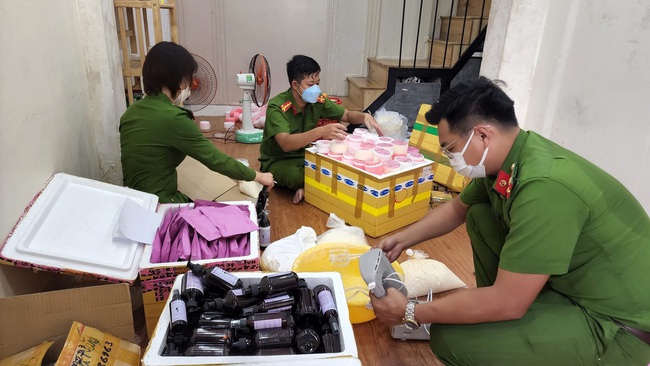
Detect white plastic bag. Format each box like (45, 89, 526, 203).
(371, 107, 408, 140)
(316, 213, 368, 246)
(260, 226, 317, 271)
(401, 258, 467, 297)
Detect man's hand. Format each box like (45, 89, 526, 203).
(318, 123, 348, 140)
(370, 287, 408, 325)
(363, 114, 384, 136)
(254, 171, 274, 191)
(375, 235, 406, 262)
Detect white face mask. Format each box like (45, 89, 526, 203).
(173, 86, 191, 106)
(448, 129, 490, 178)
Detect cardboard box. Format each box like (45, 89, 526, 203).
(410, 104, 472, 192)
(138, 201, 260, 336)
(142, 272, 360, 366)
(305, 150, 434, 238)
(0, 283, 136, 362)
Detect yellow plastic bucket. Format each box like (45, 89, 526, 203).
(292, 242, 403, 324)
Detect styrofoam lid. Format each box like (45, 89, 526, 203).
(1, 173, 158, 282)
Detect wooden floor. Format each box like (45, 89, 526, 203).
(196, 116, 476, 365)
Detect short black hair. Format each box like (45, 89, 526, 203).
(286, 55, 321, 84)
(142, 41, 197, 97)
(425, 76, 518, 134)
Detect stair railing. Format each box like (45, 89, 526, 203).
(365, 0, 488, 115)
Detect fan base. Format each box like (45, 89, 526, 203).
(235, 129, 263, 144)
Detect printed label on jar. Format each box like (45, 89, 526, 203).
(211, 267, 238, 286)
(170, 299, 188, 322)
(317, 291, 337, 313)
(253, 318, 283, 330)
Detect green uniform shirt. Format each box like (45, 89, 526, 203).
(259, 88, 345, 171)
(120, 93, 255, 203)
(460, 130, 650, 331)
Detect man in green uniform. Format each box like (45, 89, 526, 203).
(120, 41, 273, 203)
(371, 77, 650, 365)
(259, 55, 383, 204)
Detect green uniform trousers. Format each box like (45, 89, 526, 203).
(264, 157, 305, 190)
(429, 203, 650, 366)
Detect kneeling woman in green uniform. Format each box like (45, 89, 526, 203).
(259, 55, 383, 204)
(120, 42, 273, 203)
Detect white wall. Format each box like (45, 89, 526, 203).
(376, 0, 435, 61)
(178, 0, 372, 107)
(0, 0, 124, 296)
(482, 0, 650, 212)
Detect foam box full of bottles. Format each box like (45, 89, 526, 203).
(142, 272, 360, 366)
(138, 201, 261, 337)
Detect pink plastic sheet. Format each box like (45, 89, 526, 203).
(150, 203, 256, 263)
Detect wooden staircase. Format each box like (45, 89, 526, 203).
(341, 0, 490, 112)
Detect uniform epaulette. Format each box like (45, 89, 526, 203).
(280, 101, 292, 112)
(317, 94, 326, 103)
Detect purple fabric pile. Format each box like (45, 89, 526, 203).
(151, 200, 258, 263)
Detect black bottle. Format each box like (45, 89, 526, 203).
(319, 322, 341, 353)
(259, 210, 271, 249)
(189, 328, 233, 346)
(169, 289, 188, 334)
(313, 284, 341, 335)
(255, 185, 269, 222)
(241, 293, 295, 316)
(183, 343, 229, 356)
(181, 271, 205, 323)
(294, 279, 319, 324)
(294, 279, 321, 354)
(232, 312, 295, 331)
(203, 298, 227, 312)
(224, 288, 263, 309)
(233, 328, 295, 351)
(247, 271, 300, 296)
(294, 323, 321, 354)
(198, 316, 239, 329)
(187, 261, 243, 293)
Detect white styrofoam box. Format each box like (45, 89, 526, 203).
(138, 201, 260, 276)
(1, 173, 158, 282)
(142, 272, 359, 366)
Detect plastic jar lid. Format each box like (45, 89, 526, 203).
(199, 121, 210, 131)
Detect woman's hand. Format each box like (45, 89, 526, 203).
(254, 171, 274, 191)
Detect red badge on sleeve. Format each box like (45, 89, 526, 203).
(280, 101, 292, 112)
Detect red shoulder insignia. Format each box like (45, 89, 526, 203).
(280, 101, 292, 112)
(317, 94, 326, 103)
(493, 170, 511, 197)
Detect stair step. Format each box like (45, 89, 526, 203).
(337, 96, 362, 112)
(456, 0, 491, 18)
(368, 58, 388, 87)
(439, 16, 488, 44)
(428, 40, 470, 68)
(369, 58, 447, 69)
(347, 77, 385, 110)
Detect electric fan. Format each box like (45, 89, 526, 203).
(235, 54, 271, 144)
(184, 53, 217, 112)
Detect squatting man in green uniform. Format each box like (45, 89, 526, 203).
(259, 55, 384, 204)
(120, 42, 274, 203)
(371, 77, 650, 365)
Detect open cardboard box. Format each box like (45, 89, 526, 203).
(143, 272, 360, 366)
(0, 283, 138, 364)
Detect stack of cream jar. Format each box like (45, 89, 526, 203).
(313, 128, 425, 175)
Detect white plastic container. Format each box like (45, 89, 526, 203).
(142, 272, 360, 366)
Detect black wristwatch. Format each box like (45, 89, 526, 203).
(402, 300, 420, 330)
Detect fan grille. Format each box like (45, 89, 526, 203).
(249, 54, 271, 107)
(184, 53, 217, 112)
